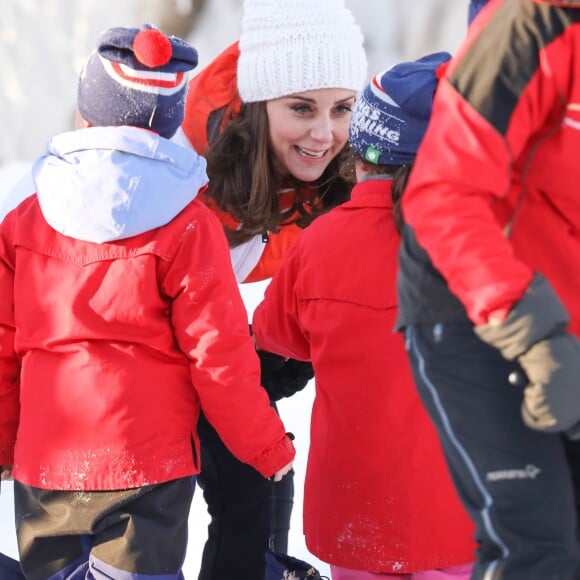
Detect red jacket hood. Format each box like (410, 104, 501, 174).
(182, 42, 242, 154)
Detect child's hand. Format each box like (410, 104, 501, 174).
(0, 466, 13, 481)
(272, 460, 293, 482)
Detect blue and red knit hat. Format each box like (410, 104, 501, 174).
(349, 51, 451, 166)
(77, 24, 198, 139)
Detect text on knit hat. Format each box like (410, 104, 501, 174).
(349, 51, 451, 166)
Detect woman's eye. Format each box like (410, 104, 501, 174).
(335, 104, 353, 115)
(291, 104, 312, 114)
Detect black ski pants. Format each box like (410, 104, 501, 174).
(405, 323, 580, 580)
(196, 410, 294, 580)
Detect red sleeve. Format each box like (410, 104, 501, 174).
(165, 201, 294, 477)
(252, 237, 311, 361)
(402, 11, 568, 324)
(0, 214, 20, 466)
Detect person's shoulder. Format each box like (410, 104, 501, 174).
(145, 196, 228, 264)
(167, 195, 226, 237)
(2, 193, 40, 225)
(0, 194, 43, 253)
(0, 162, 35, 220)
(302, 200, 352, 237)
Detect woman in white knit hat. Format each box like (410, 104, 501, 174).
(180, 1, 367, 578)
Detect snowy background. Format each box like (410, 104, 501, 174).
(0, 1, 468, 576)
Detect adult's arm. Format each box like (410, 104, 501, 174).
(403, 0, 569, 324)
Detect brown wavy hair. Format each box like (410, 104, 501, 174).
(339, 145, 413, 235)
(204, 101, 352, 247)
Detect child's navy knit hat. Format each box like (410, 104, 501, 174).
(349, 51, 451, 166)
(77, 24, 198, 139)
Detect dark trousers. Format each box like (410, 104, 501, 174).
(405, 323, 580, 580)
(14, 477, 194, 580)
(196, 411, 294, 580)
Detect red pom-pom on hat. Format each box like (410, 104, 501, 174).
(133, 28, 172, 68)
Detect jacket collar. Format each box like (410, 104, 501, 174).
(348, 176, 394, 210)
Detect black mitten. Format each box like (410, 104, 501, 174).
(258, 350, 314, 401)
(474, 273, 580, 437)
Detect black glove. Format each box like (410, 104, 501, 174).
(258, 350, 314, 401)
(475, 273, 580, 438)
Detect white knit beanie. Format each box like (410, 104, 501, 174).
(237, 0, 367, 103)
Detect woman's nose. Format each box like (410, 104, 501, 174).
(309, 116, 333, 142)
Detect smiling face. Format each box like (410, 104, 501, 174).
(266, 88, 356, 183)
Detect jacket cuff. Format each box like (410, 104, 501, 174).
(0, 446, 14, 467)
(475, 273, 569, 360)
(250, 434, 296, 478)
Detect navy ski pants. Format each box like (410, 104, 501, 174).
(405, 323, 580, 580)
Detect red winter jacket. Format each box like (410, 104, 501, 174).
(181, 42, 321, 283)
(400, 0, 580, 332)
(0, 196, 294, 490)
(253, 179, 475, 573)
